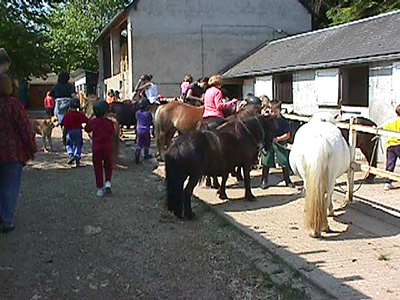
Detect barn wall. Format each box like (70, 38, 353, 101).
(127, 0, 311, 97)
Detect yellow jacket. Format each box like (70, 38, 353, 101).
(383, 117, 400, 147)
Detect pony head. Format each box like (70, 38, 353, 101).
(311, 111, 340, 123)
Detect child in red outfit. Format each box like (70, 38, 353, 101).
(62, 98, 88, 167)
(43, 91, 55, 117)
(85, 101, 115, 197)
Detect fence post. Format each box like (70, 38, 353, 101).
(346, 117, 357, 203)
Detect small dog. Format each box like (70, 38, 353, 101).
(30, 116, 58, 152)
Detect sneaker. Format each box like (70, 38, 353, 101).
(2, 224, 15, 234)
(144, 154, 153, 160)
(97, 188, 105, 197)
(67, 155, 75, 164)
(105, 181, 112, 194)
(75, 158, 80, 167)
(384, 183, 394, 191)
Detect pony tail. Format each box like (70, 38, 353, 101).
(304, 140, 330, 233)
(154, 107, 162, 156)
(165, 153, 184, 217)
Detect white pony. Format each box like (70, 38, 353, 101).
(289, 112, 350, 238)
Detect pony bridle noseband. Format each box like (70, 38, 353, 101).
(238, 118, 266, 149)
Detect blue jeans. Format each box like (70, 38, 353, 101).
(0, 162, 24, 227)
(66, 129, 83, 159)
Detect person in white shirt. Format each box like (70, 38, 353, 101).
(132, 74, 160, 104)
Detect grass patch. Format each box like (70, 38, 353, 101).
(278, 284, 308, 300)
(378, 253, 390, 261)
(219, 219, 230, 228)
(255, 274, 274, 289)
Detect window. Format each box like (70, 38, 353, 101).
(340, 65, 369, 107)
(273, 74, 293, 103)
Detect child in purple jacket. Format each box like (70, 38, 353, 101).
(135, 99, 153, 164)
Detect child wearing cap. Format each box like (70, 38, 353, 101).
(85, 101, 115, 197)
(61, 98, 88, 167)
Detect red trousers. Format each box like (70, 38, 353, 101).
(93, 147, 113, 188)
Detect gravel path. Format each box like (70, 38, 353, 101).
(0, 127, 321, 299)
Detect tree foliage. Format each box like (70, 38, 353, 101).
(0, 1, 61, 79)
(304, 0, 400, 28)
(45, 0, 129, 72)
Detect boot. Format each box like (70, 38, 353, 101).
(260, 166, 269, 189)
(282, 167, 295, 188)
(135, 152, 140, 164)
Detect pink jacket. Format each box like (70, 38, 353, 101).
(203, 86, 236, 118)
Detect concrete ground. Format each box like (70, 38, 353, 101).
(154, 163, 399, 300)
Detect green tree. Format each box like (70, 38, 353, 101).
(0, 1, 61, 79)
(45, 0, 129, 72)
(326, 0, 400, 25)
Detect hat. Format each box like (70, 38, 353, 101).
(139, 98, 150, 109)
(246, 95, 261, 106)
(69, 98, 80, 109)
(93, 100, 109, 117)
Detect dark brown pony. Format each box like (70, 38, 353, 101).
(154, 101, 261, 159)
(196, 103, 262, 187)
(165, 115, 276, 219)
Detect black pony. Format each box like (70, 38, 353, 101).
(165, 115, 276, 219)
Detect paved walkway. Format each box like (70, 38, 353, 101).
(155, 166, 400, 300)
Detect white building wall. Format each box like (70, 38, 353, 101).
(254, 76, 273, 99)
(369, 62, 397, 126)
(292, 70, 318, 115)
(242, 78, 255, 97)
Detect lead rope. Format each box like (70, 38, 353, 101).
(337, 133, 380, 193)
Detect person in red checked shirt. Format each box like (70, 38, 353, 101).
(0, 74, 37, 233)
(61, 98, 88, 167)
(85, 101, 115, 197)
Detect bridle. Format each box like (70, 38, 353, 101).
(238, 117, 266, 149)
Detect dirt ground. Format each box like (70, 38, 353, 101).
(0, 126, 325, 300)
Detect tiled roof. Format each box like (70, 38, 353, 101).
(224, 10, 400, 78)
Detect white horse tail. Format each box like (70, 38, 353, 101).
(304, 139, 331, 234)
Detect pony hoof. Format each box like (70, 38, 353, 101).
(173, 211, 183, 219)
(309, 231, 321, 238)
(184, 212, 196, 220)
(323, 226, 332, 233)
(218, 193, 228, 200)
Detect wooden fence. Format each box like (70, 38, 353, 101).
(283, 113, 400, 203)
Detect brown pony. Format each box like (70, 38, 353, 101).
(154, 101, 204, 159)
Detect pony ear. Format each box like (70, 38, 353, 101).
(333, 112, 341, 121)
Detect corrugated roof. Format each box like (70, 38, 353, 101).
(224, 10, 400, 78)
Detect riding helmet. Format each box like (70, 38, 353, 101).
(139, 98, 150, 109)
(69, 98, 80, 109)
(246, 95, 262, 106)
(93, 100, 109, 117)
